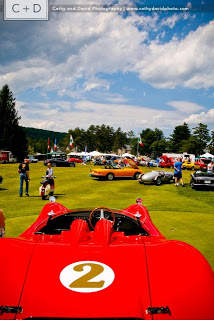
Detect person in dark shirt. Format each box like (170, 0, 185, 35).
(18, 159, 30, 197)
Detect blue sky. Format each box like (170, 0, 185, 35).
(0, 0, 214, 137)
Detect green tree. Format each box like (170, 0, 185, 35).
(169, 122, 191, 152)
(208, 130, 214, 154)
(140, 128, 165, 156)
(0, 84, 27, 161)
(192, 123, 210, 155)
(112, 127, 128, 152)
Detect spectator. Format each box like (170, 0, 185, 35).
(18, 159, 30, 197)
(174, 158, 184, 187)
(207, 161, 214, 172)
(0, 208, 5, 238)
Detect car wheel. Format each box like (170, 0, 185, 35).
(182, 166, 186, 170)
(69, 162, 74, 167)
(134, 172, 141, 180)
(52, 163, 57, 167)
(107, 173, 114, 181)
(170, 165, 173, 169)
(155, 177, 162, 186)
(191, 166, 195, 171)
(190, 180, 195, 189)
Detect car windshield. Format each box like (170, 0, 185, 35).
(35, 208, 149, 236)
(194, 171, 214, 177)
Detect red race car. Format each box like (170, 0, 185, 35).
(68, 157, 83, 163)
(160, 155, 174, 168)
(0, 199, 213, 320)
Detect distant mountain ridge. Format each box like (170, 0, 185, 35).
(22, 127, 67, 142)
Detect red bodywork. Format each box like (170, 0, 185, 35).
(195, 159, 207, 169)
(68, 157, 83, 163)
(0, 201, 213, 320)
(160, 156, 174, 168)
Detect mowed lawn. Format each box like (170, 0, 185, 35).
(0, 162, 213, 269)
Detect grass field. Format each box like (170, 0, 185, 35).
(0, 162, 213, 269)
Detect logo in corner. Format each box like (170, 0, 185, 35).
(4, 0, 48, 20)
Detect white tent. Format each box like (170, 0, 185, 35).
(89, 151, 103, 157)
(122, 153, 135, 158)
(200, 153, 214, 158)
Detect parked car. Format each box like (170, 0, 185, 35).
(182, 160, 200, 170)
(190, 170, 214, 189)
(45, 158, 75, 167)
(138, 170, 174, 186)
(0, 176, 3, 184)
(68, 157, 83, 163)
(160, 155, 174, 168)
(149, 159, 159, 167)
(194, 159, 207, 170)
(24, 155, 39, 163)
(90, 159, 143, 180)
(0, 198, 213, 320)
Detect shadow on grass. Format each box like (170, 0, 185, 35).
(29, 194, 66, 199)
(0, 188, 8, 191)
(91, 177, 137, 182)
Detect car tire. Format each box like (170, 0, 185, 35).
(52, 163, 57, 167)
(190, 182, 195, 189)
(191, 167, 195, 171)
(134, 172, 141, 180)
(107, 173, 114, 181)
(170, 165, 173, 169)
(155, 177, 162, 186)
(182, 166, 186, 170)
(70, 162, 74, 167)
(138, 175, 144, 184)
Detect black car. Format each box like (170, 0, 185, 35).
(190, 170, 214, 189)
(45, 158, 75, 167)
(0, 176, 3, 184)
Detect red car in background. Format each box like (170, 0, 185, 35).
(68, 157, 83, 163)
(195, 159, 208, 170)
(0, 199, 213, 320)
(160, 155, 174, 168)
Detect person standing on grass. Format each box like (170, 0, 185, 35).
(18, 159, 30, 197)
(174, 158, 184, 187)
(207, 161, 214, 172)
(0, 208, 5, 238)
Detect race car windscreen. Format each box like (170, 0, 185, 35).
(35, 209, 149, 236)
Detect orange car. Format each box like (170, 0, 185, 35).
(90, 159, 143, 181)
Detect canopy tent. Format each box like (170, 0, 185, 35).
(67, 152, 90, 156)
(122, 153, 135, 158)
(200, 153, 214, 159)
(89, 151, 103, 157)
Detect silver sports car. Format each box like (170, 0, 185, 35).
(138, 170, 174, 186)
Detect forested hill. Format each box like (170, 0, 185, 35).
(22, 127, 67, 142)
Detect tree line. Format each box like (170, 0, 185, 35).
(0, 84, 213, 161)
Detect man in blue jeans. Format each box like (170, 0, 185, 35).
(18, 159, 30, 197)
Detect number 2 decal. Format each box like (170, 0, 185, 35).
(60, 261, 115, 293)
(69, 263, 105, 288)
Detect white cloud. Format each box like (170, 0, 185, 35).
(183, 108, 214, 125)
(1, 11, 213, 96)
(134, 20, 214, 89)
(167, 101, 204, 113)
(16, 98, 212, 134)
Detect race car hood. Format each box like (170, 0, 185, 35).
(10, 220, 152, 320)
(2, 218, 214, 320)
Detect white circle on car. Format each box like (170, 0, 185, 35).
(60, 260, 115, 293)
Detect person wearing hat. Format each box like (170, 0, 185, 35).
(18, 159, 30, 197)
